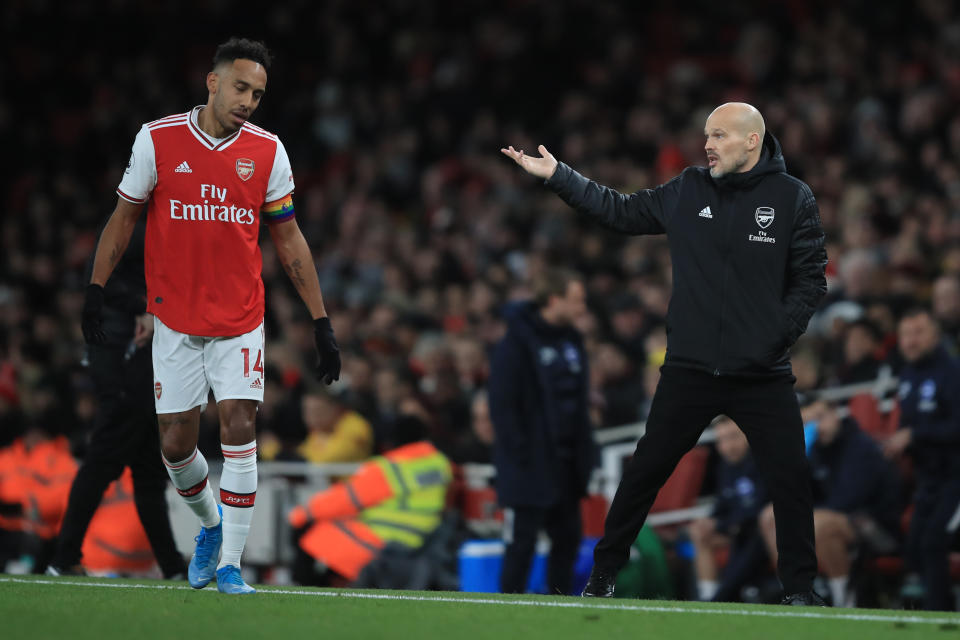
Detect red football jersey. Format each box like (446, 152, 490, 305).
(117, 108, 295, 336)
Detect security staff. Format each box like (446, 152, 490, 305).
(503, 102, 827, 605)
(886, 308, 960, 611)
(47, 219, 185, 578)
(288, 415, 452, 586)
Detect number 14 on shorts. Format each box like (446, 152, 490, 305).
(241, 348, 263, 378)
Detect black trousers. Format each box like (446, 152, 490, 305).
(713, 528, 769, 602)
(906, 477, 960, 611)
(593, 366, 817, 595)
(500, 490, 582, 595)
(51, 343, 185, 577)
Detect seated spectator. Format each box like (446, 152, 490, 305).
(835, 319, 884, 385)
(449, 389, 494, 464)
(297, 387, 374, 464)
(760, 399, 901, 607)
(688, 416, 769, 602)
(593, 341, 643, 427)
(287, 415, 452, 587)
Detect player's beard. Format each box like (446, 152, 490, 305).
(213, 96, 242, 135)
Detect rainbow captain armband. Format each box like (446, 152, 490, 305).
(262, 193, 295, 224)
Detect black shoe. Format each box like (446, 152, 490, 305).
(581, 568, 616, 598)
(781, 591, 827, 607)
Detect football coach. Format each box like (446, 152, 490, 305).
(502, 103, 827, 606)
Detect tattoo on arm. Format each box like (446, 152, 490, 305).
(108, 245, 120, 268)
(284, 258, 308, 290)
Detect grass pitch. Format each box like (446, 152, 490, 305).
(2, 574, 958, 640)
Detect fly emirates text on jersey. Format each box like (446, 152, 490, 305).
(168, 184, 256, 225)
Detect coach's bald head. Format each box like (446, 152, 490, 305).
(703, 103, 766, 178)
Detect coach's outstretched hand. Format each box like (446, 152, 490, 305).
(500, 144, 558, 180)
(81, 284, 107, 345)
(313, 316, 341, 385)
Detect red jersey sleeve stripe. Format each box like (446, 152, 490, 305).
(117, 188, 148, 204)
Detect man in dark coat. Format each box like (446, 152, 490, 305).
(47, 219, 185, 578)
(503, 102, 828, 605)
(488, 268, 597, 594)
(886, 308, 960, 611)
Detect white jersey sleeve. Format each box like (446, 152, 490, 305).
(117, 125, 157, 204)
(265, 138, 295, 203)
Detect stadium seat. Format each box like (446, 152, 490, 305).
(847, 393, 892, 441)
(580, 494, 608, 538)
(650, 446, 709, 514)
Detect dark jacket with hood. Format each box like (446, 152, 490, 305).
(546, 132, 827, 377)
(488, 302, 597, 508)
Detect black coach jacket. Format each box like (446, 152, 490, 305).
(546, 132, 827, 377)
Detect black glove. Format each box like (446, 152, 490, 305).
(81, 284, 107, 345)
(313, 316, 341, 385)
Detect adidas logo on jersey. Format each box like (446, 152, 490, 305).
(699, 206, 713, 218)
(174, 161, 193, 173)
(249, 378, 263, 390)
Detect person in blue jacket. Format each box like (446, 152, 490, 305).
(886, 308, 960, 611)
(762, 399, 901, 607)
(689, 416, 769, 602)
(488, 268, 597, 594)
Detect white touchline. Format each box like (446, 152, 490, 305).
(3, 577, 959, 626)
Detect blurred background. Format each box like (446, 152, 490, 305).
(2, 0, 960, 605)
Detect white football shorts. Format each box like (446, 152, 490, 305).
(152, 316, 265, 413)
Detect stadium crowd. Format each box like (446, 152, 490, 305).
(2, 0, 960, 606)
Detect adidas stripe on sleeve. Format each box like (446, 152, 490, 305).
(117, 125, 158, 204)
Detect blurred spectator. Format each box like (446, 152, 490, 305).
(451, 389, 493, 464)
(593, 341, 644, 427)
(297, 387, 374, 464)
(288, 414, 452, 588)
(488, 268, 597, 594)
(688, 416, 769, 603)
(887, 308, 960, 611)
(762, 400, 901, 608)
(835, 319, 884, 385)
(931, 274, 960, 353)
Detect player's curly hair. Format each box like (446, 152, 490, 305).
(213, 37, 272, 70)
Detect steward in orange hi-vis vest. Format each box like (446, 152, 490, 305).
(289, 441, 452, 582)
(0, 434, 77, 540)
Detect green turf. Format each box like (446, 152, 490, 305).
(2, 574, 958, 640)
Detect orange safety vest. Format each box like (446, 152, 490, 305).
(0, 436, 77, 539)
(81, 468, 156, 575)
(297, 441, 451, 581)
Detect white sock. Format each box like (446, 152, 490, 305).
(697, 580, 719, 601)
(828, 576, 850, 607)
(163, 448, 220, 528)
(218, 441, 258, 570)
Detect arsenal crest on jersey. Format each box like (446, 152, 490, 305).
(154, 382, 162, 399)
(236, 158, 255, 182)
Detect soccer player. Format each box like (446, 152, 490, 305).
(80, 38, 341, 594)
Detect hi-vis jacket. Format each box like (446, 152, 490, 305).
(291, 441, 451, 580)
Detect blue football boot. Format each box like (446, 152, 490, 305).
(216, 565, 256, 594)
(188, 505, 223, 589)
